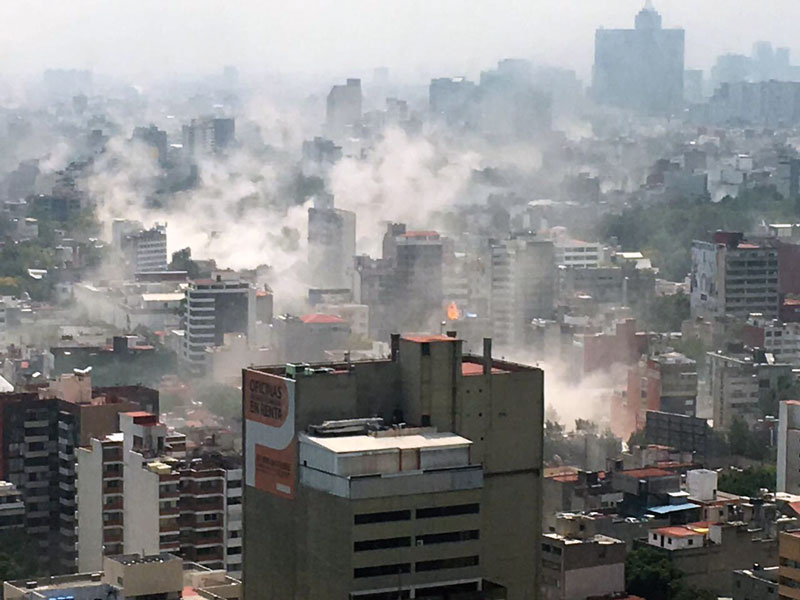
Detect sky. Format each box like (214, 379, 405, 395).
(0, 1, 796, 85)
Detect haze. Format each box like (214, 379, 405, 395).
(1, 0, 795, 83)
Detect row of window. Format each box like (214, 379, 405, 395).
(354, 530, 479, 552)
(351, 581, 480, 600)
(353, 555, 479, 579)
(354, 504, 479, 525)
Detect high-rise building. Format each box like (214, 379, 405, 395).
(490, 233, 555, 348)
(77, 412, 243, 577)
(182, 117, 236, 157)
(778, 400, 800, 494)
(308, 194, 356, 289)
(132, 125, 169, 166)
(690, 232, 780, 320)
(180, 274, 256, 376)
(429, 77, 476, 126)
(326, 78, 362, 140)
(0, 373, 157, 573)
(592, 1, 685, 115)
(0, 481, 24, 533)
(243, 334, 544, 600)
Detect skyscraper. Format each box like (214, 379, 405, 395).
(243, 334, 544, 599)
(307, 194, 356, 290)
(592, 1, 685, 115)
(326, 78, 362, 141)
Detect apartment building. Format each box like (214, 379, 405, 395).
(0, 372, 155, 573)
(0, 481, 24, 532)
(243, 333, 544, 600)
(691, 232, 780, 320)
(778, 401, 800, 495)
(77, 412, 242, 578)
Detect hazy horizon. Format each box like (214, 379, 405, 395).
(2, 0, 798, 85)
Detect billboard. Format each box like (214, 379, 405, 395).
(244, 370, 296, 499)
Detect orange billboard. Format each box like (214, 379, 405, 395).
(244, 370, 296, 499)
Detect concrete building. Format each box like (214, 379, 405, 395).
(490, 233, 555, 348)
(732, 565, 778, 600)
(0, 374, 155, 573)
(541, 533, 626, 600)
(120, 224, 168, 275)
(779, 530, 800, 600)
(77, 412, 243, 578)
(132, 125, 169, 166)
(243, 334, 544, 600)
(429, 77, 476, 126)
(647, 521, 779, 595)
(744, 315, 800, 365)
(326, 78, 362, 140)
(642, 352, 698, 417)
(4, 553, 241, 600)
(778, 401, 800, 495)
(0, 481, 25, 532)
(707, 346, 792, 429)
(553, 239, 603, 269)
(690, 232, 780, 320)
(592, 1, 685, 115)
(708, 80, 800, 126)
(181, 275, 256, 376)
(182, 117, 235, 157)
(307, 194, 356, 290)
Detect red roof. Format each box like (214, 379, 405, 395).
(619, 467, 674, 478)
(653, 526, 704, 538)
(784, 298, 800, 306)
(738, 243, 761, 249)
(300, 313, 345, 324)
(402, 334, 458, 343)
(461, 361, 507, 376)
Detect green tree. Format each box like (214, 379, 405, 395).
(0, 529, 40, 582)
(718, 466, 776, 497)
(625, 546, 684, 600)
(639, 291, 690, 333)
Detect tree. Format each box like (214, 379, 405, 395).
(625, 546, 684, 600)
(0, 529, 40, 582)
(639, 290, 690, 333)
(718, 466, 776, 497)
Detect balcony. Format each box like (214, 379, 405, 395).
(103, 529, 123, 544)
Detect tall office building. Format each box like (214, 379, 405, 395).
(0, 372, 157, 573)
(326, 79, 362, 140)
(490, 234, 556, 348)
(180, 274, 256, 376)
(690, 232, 780, 320)
(592, 1, 685, 115)
(308, 194, 356, 289)
(243, 334, 544, 599)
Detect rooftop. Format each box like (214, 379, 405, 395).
(402, 334, 459, 343)
(618, 467, 674, 479)
(300, 313, 346, 324)
(461, 361, 508, 376)
(301, 430, 471, 454)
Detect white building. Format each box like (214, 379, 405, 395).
(113, 220, 168, 274)
(554, 239, 604, 269)
(778, 400, 800, 494)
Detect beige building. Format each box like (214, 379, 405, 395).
(780, 530, 800, 600)
(243, 333, 544, 600)
(4, 553, 241, 600)
(541, 533, 626, 600)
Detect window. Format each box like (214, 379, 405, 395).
(354, 510, 411, 525)
(416, 504, 479, 519)
(354, 537, 411, 552)
(353, 563, 410, 579)
(352, 592, 410, 600)
(416, 530, 479, 545)
(415, 555, 479, 572)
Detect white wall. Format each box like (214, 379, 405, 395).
(77, 443, 103, 572)
(123, 452, 160, 556)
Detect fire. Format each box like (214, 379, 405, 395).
(446, 301, 460, 321)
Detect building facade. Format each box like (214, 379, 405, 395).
(243, 334, 544, 600)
